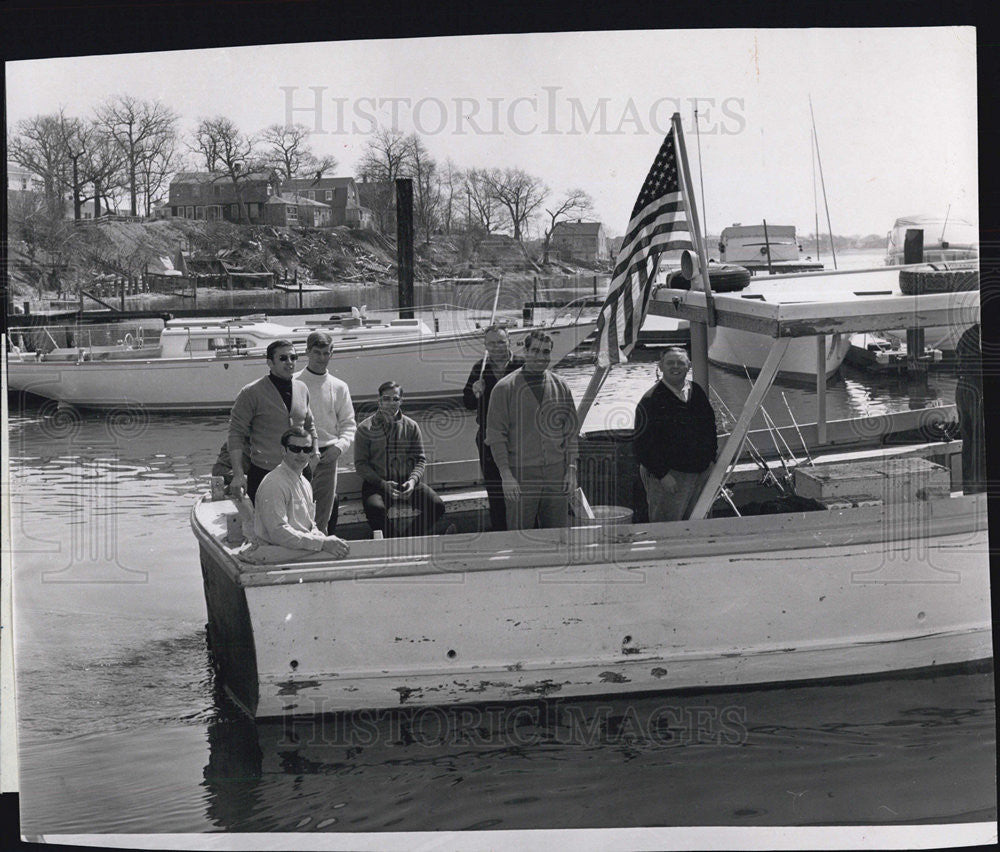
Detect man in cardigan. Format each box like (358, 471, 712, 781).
(354, 380, 445, 537)
(486, 330, 579, 530)
(254, 427, 350, 557)
(228, 339, 318, 503)
(633, 347, 717, 522)
(295, 330, 357, 534)
(462, 326, 524, 531)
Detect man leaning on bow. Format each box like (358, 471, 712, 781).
(253, 427, 350, 558)
(228, 339, 318, 503)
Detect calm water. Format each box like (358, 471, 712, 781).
(8, 254, 995, 837)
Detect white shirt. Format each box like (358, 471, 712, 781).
(295, 368, 357, 451)
(253, 462, 326, 551)
(661, 377, 692, 403)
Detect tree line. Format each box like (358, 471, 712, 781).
(9, 96, 600, 261)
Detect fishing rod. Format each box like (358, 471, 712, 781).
(742, 366, 797, 483)
(782, 392, 815, 466)
(711, 387, 788, 495)
(940, 203, 952, 244)
(694, 107, 709, 241)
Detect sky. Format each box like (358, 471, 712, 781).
(5, 27, 978, 238)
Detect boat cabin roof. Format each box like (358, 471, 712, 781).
(648, 267, 979, 337)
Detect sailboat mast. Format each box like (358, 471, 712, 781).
(809, 96, 837, 270)
(812, 127, 821, 262)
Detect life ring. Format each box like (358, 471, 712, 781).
(898, 268, 978, 296)
(668, 263, 752, 293)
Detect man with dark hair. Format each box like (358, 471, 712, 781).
(295, 330, 356, 534)
(253, 426, 350, 557)
(486, 329, 579, 530)
(463, 325, 524, 530)
(354, 381, 445, 537)
(228, 338, 318, 503)
(633, 347, 717, 522)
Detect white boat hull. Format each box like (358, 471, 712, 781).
(6, 321, 593, 411)
(193, 494, 991, 718)
(709, 327, 851, 382)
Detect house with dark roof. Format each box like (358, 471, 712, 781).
(168, 170, 281, 223)
(264, 193, 333, 228)
(550, 220, 609, 264)
(281, 176, 373, 228)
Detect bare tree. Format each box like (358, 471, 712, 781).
(541, 188, 595, 263)
(356, 126, 415, 233)
(190, 116, 261, 223)
(55, 115, 123, 220)
(8, 113, 71, 220)
(464, 168, 501, 234)
(137, 123, 179, 216)
(408, 134, 441, 244)
(96, 95, 179, 216)
(438, 158, 463, 234)
(260, 122, 337, 180)
(484, 167, 547, 242)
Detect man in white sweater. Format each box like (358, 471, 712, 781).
(254, 427, 350, 557)
(295, 331, 357, 534)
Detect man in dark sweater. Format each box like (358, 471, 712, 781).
(633, 347, 717, 522)
(462, 326, 524, 530)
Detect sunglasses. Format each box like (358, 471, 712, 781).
(274, 354, 298, 362)
(285, 443, 312, 454)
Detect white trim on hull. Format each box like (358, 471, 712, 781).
(708, 327, 851, 382)
(193, 493, 991, 718)
(7, 321, 593, 411)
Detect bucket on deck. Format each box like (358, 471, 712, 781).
(590, 505, 634, 526)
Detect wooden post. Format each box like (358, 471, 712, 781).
(295, 268, 302, 309)
(396, 178, 414, 319)
(688, 338, 791, 520)
(672, 113, 715, 395)
(816, 335, 827, 445)
(903, 228, 926, 376)
(593, 274, 597, 296)
(192, 274, 198, 308)
(119, 276, 125, 311)
(533, 276, 538, 304)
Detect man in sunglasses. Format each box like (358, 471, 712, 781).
(228, 339, 318, 503)
(253, 427, 350, 557)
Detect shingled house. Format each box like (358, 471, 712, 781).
(549, 220, 610, 264)
(280, 176, 373, 228)
(264, 193, 333, 228)
(168, 171, 282, 223)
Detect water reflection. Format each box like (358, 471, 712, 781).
(200, 664, 994, 831)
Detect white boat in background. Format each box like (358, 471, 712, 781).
(192, 269, 988, 719)
(717, 223, 824, 274)
(6, 309, 596, 411)
(885, 214, 978, 266)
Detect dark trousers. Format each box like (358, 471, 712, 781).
(361, 481, 445, 537)
(956, 380, 985, 494)
(477, 433, 507, 531)
(247, 461, 311, 504)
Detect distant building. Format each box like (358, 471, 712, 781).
(550, 220, 609, 264)
(264, 193, 333, 228)
(168, 170, 281, 224)
(6, 162, 45, 193)
(357, 180, 396, 233)
(281, 176, 374, 228)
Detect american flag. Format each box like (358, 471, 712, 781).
(594, 129, 692, 365)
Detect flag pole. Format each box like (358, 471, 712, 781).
(671, 113, 715, 394)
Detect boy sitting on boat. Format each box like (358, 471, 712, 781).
(354, 380, 446, 538)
